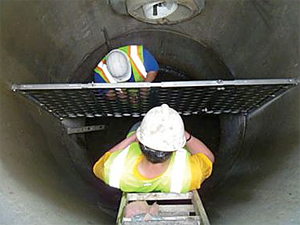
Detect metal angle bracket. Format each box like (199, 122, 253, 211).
(67, 125, 105, 135)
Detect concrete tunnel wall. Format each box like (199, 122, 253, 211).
(0, 0, 299, 225)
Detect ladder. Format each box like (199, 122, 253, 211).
(116, 190, 210, 225)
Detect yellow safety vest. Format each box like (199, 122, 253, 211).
(103, 142, 192, 193)
(94, 45, 148, 83)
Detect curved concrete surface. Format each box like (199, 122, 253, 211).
(0, 1, 299, 225)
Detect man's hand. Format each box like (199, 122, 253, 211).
(106, 89, 117, 100)
(117, 89, 127, 100)
(145, 71, 158, 82)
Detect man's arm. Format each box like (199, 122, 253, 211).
(184, 131, 215, 163)
(145, 71, 158, 82)
(93, 132, 137, 181)
(107, 132, 138, 153)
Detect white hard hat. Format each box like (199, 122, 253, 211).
(142, 1, 178, 20)
(106, 49, 131, 82)
(136, 104, 186, 152)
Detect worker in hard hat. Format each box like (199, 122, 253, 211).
(94, 45, 158, 100)
(94, 45, 159, 84)
(93, 104, 215, 193)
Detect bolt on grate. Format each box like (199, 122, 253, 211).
(11, 79, 298, 119)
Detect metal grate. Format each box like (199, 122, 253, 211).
(11, 79, 298, 118)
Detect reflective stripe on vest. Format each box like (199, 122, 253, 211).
(97, 61, 117, 83)
(107, 145, 188, 192)
(109, 146, 130, 188)
(170, 149, 187, 193)
(128, 45, 147, 80)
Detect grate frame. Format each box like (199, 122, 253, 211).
(12, 79, 299, 119)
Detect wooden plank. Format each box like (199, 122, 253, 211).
(127, 192, 192, 201)
(191, 190, 210, 225)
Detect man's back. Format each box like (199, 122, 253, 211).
(93, 141, 212, 193)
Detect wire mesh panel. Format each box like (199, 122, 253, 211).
(12, 79, 298, 118)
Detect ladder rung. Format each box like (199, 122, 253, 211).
(127, 192, 193, 201)
(160, 215, 200, 221)
(123, 220, 200, 225)
(123, 216, 200, 225)
(159, 204, 195, 213)
(123, 215, 200, 222)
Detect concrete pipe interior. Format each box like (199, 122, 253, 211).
(0, 1, 299, 225)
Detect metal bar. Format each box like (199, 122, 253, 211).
(11, 82, 154, 90)
(127, 192, 193, 201)
(11, 78, 299, 91)
(158, 204, 195, 213)
(123, 221, 200, 225)
(67, 125, 105, 135)
(123, 215, 200, 222)
(154, 215, 200, 221)
(160, 78, 299, 87)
